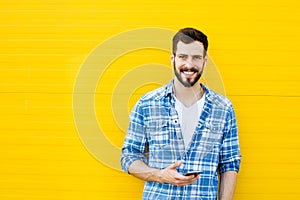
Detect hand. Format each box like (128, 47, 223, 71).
(156, 161, 200, 186)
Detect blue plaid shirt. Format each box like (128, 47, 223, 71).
(121, 81, 241, 200)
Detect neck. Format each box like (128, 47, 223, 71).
(173, 79, 204, 107)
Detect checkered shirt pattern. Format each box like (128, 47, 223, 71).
(121, 81, 241, 200)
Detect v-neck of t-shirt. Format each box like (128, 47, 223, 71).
(174, 93, 205, 148)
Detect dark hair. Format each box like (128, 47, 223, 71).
(172, 27, 208, 56)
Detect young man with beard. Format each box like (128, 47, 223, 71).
(121, 27, 241, 200)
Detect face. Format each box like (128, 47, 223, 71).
(172, 41, 206, 87)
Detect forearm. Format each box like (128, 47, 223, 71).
(128, 160, 162, 183)
(219, 171, 237, 200)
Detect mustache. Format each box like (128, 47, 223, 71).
(180, 67, 199, 73)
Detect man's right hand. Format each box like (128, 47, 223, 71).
(128, 160, 199, 186)
(156, 161, 200, 186)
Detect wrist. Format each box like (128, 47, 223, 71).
(149, 169, 163, 183)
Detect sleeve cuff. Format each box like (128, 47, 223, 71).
(219, 159, 241, 174)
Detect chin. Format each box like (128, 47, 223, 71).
(180, 79, 197, 87)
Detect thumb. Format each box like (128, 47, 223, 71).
(168, 161, 182, 170)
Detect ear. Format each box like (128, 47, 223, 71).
(202, 55, 208, 68)
(204, 54, 208, 62)
(170, 54, 175, 65)
(204, 55, 208, 65)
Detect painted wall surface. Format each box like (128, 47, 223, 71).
(0, 0, 299, 199)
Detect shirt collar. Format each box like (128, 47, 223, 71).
(161, 80, 212, 101)
(164, 80, 174, 97)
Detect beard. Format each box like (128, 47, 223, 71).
(173, 61, 203, 88)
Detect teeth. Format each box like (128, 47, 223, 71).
(183, 71, 194, 75)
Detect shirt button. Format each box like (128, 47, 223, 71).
(174, 120, 178, 124)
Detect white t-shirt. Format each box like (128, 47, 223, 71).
(175, 94, 205, 148)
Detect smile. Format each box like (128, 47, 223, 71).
(180, 67, 199, 78)
(183, 71, 195, 75)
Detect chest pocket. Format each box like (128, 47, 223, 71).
(145, 120, 170, 148)
(197, 122, 223, 156)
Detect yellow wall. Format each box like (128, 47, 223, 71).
(1, 0, 300, 199)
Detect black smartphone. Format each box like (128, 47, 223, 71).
(183, 171, 201, 176)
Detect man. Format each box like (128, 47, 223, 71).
(120, 27, 241, 200)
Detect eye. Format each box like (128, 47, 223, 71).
(193, 55, 203, 60)
(178, 54, 187, 59)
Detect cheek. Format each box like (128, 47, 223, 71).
(195, 61, 205, 68)
(174, 59, 185, 68)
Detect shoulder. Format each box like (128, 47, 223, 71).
(139, 84, 168, 103)
(204, 85, 237, 123)
(130, 84, 169, 117)
(204, 85, 233, 108)
(130, 81, 172, 114)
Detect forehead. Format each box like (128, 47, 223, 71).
(176, 41, 204, 55)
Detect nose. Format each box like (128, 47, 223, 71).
(185, 57, 193, 67)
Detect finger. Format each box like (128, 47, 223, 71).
(167, 161, 182, 170)
(186, 174, 200, 181)
(187, 174, 200, 179)
(188, 174, 200, 184)
(174, 178, 196, 186)
(174, 174, 194, 181)
(175, 173, 200, 183)
(174, 173, 200, 186)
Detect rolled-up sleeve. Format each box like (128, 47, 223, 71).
(219, 105, 242, 174)
(120, 101, 148, 173)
